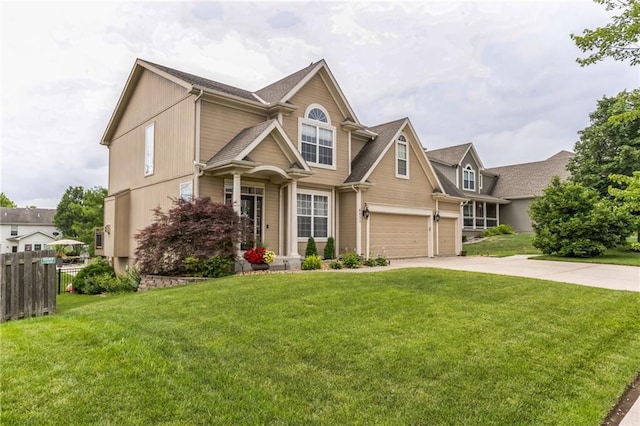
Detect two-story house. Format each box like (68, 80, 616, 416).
(427, 144, 574, 235)
(99, 59, 466, 272)
(0, 207, 59, 254)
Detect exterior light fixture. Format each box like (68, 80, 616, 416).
(434, 211, 440, 222)
(362, 204, 370, 220)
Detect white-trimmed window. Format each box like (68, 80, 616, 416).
(299, 104, 336, 169)
(396, 135, 409, 178)
(180, 181, 193, 201)
(463, 164, 475, 191)
(144, 122, 155, 176)
(10, 225, 17, 236)
(297, 190, 330, 240)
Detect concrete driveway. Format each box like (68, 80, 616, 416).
(344, 255, 640, 293)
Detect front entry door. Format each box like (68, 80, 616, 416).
(225, 185, 264, 249)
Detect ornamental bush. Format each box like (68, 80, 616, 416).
(341, 252, 361, 269)
(481, 224, 515, 237)
(72, 257, 115, 293)
(301, 255, 322, 270)
(529, 177, 632, 257)
(135, 197, 251, 275)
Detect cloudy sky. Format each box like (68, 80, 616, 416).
(1, 1, 638, 208)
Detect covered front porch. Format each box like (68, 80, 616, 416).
(462, 195, 510, 237)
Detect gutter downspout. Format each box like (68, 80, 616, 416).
(193, 89, 204, 197)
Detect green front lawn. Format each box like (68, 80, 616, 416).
(463, 233, 541, 257)
(2, 270, 639, 425)
(465, 233, 640, 266)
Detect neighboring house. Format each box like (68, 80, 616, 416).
(0, 208, 59, 254)
(99, 58, 466, 272)
(426, 143, 509, 236)
(427, 144, 574, 235)
(486, 150, 574, 232)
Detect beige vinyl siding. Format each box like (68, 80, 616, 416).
(283, 73, 350, 186)
(103, 197, 115, 258)
(365, 135, 433, 210)
(263, 183, 280, 253)
(200, 101, 267, 162)
(338, 191, 356, 254)
(199, 176, 225, 202)
(113, 69, 189, 140)
(438, 218, 457, 255)
(113, 190, 131, 257)
(249, 135, 293, 170)
(438, 201, 461, 213)
(109, 98, 195, 193)
(351, 134, 368, 162)
(370, 213, 428, 258)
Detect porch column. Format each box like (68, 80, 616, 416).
(233, 173, 242, 255)
(472, 200, 476, 230)
(483, 201, 487, 229)
(496, 204, 500, 225)
(288, 180, 299, 257)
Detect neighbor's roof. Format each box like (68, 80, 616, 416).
(0, 208, 56, 225)
(426, 143, 473, 166)
(487, 151, 574, 199)
(345, 118, 407, 184)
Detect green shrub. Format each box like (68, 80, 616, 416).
(72, 257, 115, 293)
(74, 273, 115, 295)
(341, 252, 361, 269)
(629, 242, 640, 252)
(324, 237, 336, 260)
(302, 255, 322, 270)
(329, 260, 343, 269)
(305, 237, 317, 257)
(482, 224, 515, 237)
(184, 255, 234, 278)
(375, 256, 388, 266)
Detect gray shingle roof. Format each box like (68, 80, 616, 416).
(426, 143, 472, 166)
(487, 152, 574, 198)
(141, 60, 258, 101)
(255, 61, 319, 104)
(1, 208, 56, 224)
(433, 168, 465, 198)
(345, 118, 406, 184)
(205, 120, 277, 167)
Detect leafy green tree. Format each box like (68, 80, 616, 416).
(529, 177, 631, 257)
(571, 0, 640, 66)
(610, 171, 640, 241)
(0, 193, 16, 207)
(54, 186, 107, 254)
(567, 90, 640, 197)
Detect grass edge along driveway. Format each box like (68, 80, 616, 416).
(2, 268, 640, 425)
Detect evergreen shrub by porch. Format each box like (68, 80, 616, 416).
(135, 197, 251, 276)
(302, 255, 322, 270)
(305, 237, 317, 257)
(324, 237, 336, 259)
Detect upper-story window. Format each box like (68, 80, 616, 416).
(396, 135, 409, 178)
(299, 104, 336, 169)
(144, 122, 155, 176)
(10, 225, 18, 236)
(463, 164, 475, 191)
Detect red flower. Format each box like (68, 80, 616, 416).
(243, 246, 266, 264)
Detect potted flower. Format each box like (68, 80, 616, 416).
(243, 246, 276, 270)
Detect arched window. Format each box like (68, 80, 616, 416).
(463, 164, 475, 191)
(299, 104, 335, 168)
(396, 135, 408, 178)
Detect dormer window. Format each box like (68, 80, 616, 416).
(396, 135, 409, 178)
(463, 164, 475, 191)
(299, 104, 336, 169)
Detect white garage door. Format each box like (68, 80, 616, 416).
(438, 218, 457, 256)
(370, 213, 429, 258)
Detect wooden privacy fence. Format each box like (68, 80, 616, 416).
(1, 250, 57, 322)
